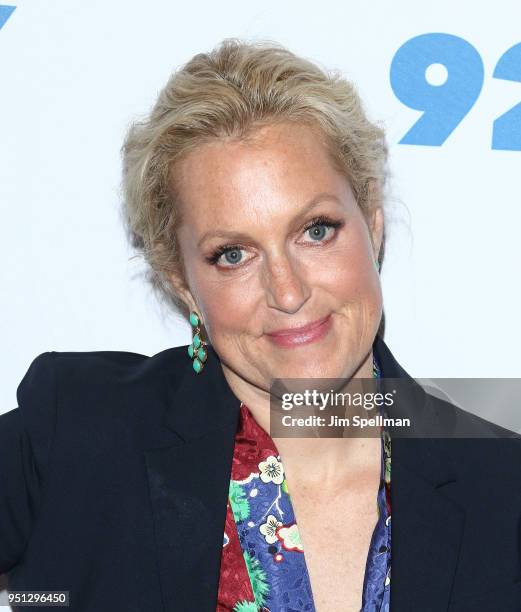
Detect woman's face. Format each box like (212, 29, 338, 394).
(171, 121, 383, 390)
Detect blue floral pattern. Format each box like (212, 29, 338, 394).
(217, 356, 391, 611)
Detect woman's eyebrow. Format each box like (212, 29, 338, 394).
(197, 192, 342, 247)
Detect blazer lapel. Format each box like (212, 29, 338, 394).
(144, 345, 241, 612)
(145, 336, 467, 611)
(391, 444, 466, 610)
(374, 335, 467, 610)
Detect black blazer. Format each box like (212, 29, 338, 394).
(1, 335, 521, 612)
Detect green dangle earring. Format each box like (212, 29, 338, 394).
(187, 310, 208, 374)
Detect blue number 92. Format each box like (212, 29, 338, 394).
(390, 32, 521, 151)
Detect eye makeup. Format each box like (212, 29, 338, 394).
(204, 214, 344, 267)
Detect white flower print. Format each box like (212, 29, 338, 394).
(259, 514, 282, 544)
(258, 455, 284, 485)
(277, 523, 304, 552)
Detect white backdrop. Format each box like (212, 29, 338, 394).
(1, 0, 521, 421)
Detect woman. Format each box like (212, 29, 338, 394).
(2, 38, 521, 612)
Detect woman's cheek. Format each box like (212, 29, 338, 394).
(316, 247, 372, 297)
(198, 272, 257, 333)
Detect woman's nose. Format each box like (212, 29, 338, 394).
(263, 255, 311, 313)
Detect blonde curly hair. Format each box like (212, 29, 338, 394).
(120, 37, 389, 315)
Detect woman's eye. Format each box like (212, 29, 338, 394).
(206, 217, 343, 268)
(206, 245, 248, 267)
(305, 224, 331, 241)
(302, 217, 343, 243)
(221, 247, 243, 266)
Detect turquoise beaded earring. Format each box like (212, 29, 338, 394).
(374, 259, 380, 272)
(187, 310, 208, 374)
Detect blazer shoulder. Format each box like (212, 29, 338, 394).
(14, 352, 59, 478)
(425, 392, 521, 480)
(14, 345, 191, 448)
(25, 344, 190, 388)
(430, 392, 521, 438)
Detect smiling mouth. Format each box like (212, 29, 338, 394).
(265, 313, 332, 348)
(266, 314, 331, 337)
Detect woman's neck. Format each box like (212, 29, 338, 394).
(221, 350, 381, 488)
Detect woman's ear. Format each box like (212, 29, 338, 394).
(364, 179, 384, 260)
(169, 272, 199, 315)
(369, 206, 384, 261)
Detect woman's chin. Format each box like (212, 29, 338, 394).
(265, 348, 350, 381)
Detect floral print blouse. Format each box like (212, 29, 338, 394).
(217, 357, 391, 612)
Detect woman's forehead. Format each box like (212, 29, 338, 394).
(173, 123, 351, 213)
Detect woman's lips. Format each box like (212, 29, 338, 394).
(265, 313, 332, 348)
